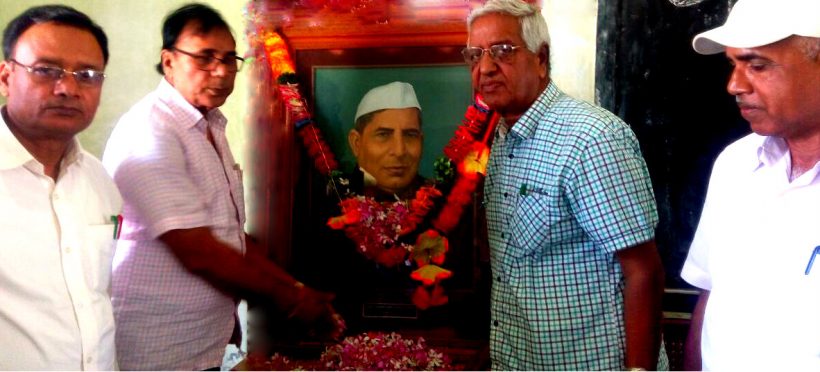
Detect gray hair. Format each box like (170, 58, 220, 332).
(467, 0, 551, 54)
(797, 36, 820, 61)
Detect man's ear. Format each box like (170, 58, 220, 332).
(0, 61, 11, 97)
(160, 49, 174, 78)
(538, 44, 550, 79)
(348, 129, 361, 159)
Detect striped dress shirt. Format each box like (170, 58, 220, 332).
(103, 79, 245, 370)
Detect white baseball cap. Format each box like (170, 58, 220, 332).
(692, 0, 820, 55)
(354, 81, 421, 123)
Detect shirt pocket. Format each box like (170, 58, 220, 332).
(84, 224, 116, 294)
(509, 193, 559, 258)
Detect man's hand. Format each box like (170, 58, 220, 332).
(288, 284, 346, 340)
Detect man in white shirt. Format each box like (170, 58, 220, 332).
(103, 4, 340, 370)
(682, 0, 820, 370)
(0, 5, 121, 370)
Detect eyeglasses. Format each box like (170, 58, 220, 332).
(7, 59, 106, 86)
(171, 47, 244, 72)
(461, 44, 524, 65)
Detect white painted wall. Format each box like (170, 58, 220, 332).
(541, 0, 598, 103)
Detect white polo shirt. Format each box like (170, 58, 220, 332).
(0, 109, 122, 370)
(682, 133, 820, 370)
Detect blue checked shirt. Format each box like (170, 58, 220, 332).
(484, 82, 660, 370)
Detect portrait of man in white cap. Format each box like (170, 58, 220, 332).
(347, 81, 424, 197)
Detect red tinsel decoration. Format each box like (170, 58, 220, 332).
(296, 122, 338, 175)
(278, 83, 339, 175)
(442, 96, 494, 164)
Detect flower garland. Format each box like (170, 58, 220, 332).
(245, 331, 454, 370)
(255, 29, 499, 310)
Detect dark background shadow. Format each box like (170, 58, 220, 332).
(597, 0, 748, 289)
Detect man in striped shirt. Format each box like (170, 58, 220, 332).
(103, 4, 340, 370)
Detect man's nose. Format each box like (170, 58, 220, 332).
(53, 74, 80, 97)
(389, 135, 408, 156)
(212, 62, 230, 77)
(477, 51, 498, 75)
(727, 66, 751, 97)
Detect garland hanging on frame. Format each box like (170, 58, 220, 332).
(249, 25, 499, 309)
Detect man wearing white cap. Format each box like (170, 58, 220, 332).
(348, 81, 423, 197)
(682, 0, 820, 370)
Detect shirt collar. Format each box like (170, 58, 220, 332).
(756, 135, 820, 185)
(508, 81, 561, 140)
(756, 135, 788, 171)
(360, 166, 378, 188)
(0, 105, 84, 171)
(157, 78, 227, 131)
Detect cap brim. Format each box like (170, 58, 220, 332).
(692, 29, 728, 55)
(692, 25, 793, 55)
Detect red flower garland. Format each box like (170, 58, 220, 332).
(257, 30, 499, 309)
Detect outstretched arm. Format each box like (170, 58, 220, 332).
(160, 227, 340, 335)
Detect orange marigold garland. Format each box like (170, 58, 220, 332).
(256, 29, 499, 310)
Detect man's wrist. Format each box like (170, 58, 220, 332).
(286, 281, 305, 319)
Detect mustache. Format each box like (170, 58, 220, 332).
(735, 97, 760, 110)
(42, 102, 82, 111)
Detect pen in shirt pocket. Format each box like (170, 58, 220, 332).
(805, 245, 819, 275)
(110, 214, 123, 239)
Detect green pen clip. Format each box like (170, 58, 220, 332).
(519, 183, 528, 196)
(110, 215, 122, 239)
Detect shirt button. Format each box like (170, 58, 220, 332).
(64, 247, 72, 254)
(493, 320, 499, 327)
(496, 276, 502, 282)
(508, 153, 514, 159)
(86, 357, 93, 363)
(504, 192, 509, 198)
(501, 232, 505, 239)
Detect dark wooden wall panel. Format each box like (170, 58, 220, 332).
(597, 0, 749, 288)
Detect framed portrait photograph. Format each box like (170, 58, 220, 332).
(312, 64, 472, 177)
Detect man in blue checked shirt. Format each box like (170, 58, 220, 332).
(464, 0, 666, 370)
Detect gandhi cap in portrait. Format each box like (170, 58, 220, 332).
(354, 81, 421, 123)
(692, 0, 820, 55)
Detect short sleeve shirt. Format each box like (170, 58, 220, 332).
(484, 82, 658, 370)
(682, 134, 820, 370)
(102, 79, 246, 370)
